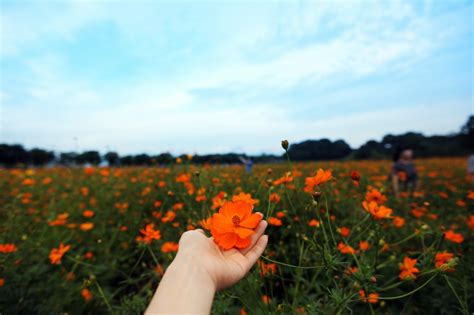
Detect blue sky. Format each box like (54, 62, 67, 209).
(0, 0, 472, 155)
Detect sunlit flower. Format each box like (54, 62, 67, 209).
(304, 169, 332, 193)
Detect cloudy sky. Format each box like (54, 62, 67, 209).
(0, 0, 472, 155)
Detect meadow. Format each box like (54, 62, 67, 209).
(0, 154, 472, 314)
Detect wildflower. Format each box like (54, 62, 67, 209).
(359, 241, 370, 251)
(276, 211, 285, 218)
(392, 216, 405, 228)
(80, 222, 94, 231)
(258, 260, 277, 276)
(365, 188, 387, 205)
(435, 251, 455, 271)
(362, 201, 392, 220)
(308, 219, 320, 227)
(351, 171, 361, 186)
(338, 242, 356, 255)
(0, 278, 4, 286)
(444, 230, 464, 244)
(49, 243, 71, 265)
(269, 193, 281, 203)
(137, 224, 161, 244)
(0, 243, 18, 254)
(268, 217, 282, 226)
(232, 192, 259, 206)
(161, 210, 176, 223)
(281, 140, 289, 150)
(304, 169, 332, 193)
(399, 257, 419, 280)
(339, 227, 350, 237)
(273, 173, 293, 186)
(161, 242, 179, 253)
(210, 201, 262, 250)
(82, 210, 94, 218)
(359, 290, 379, 304)
(81, 288, 92, 301)
(467, 215, 474, 230)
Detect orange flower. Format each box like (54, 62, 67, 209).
(81, 288, 92, 301)
(80, 222, 94, 231)
(392, 216, 405, 228)
(365, 188, 387, 205)
(435, 251, 454, 271)
(258, 260, 277, 276)
(269, 193, 281, 203)
(359, 290, 379, 304)
(161, 242, 179, 253)
(444, 230, 464, 244)
(0, 243, 18, 254)
(268, 217, 282, 226)
(308, 219, 320, 227)
(339, 227, 350, 237)
(399, 257, 419, 280)
(232, 192, 259, 206)
(161, 210, 176, 223)
(0, 278, 4, 286)
(199, 217, 212, 230)
(49, 243, 71, 265)
(304, 169, 332, 193)
(467, 215, 474, 230)
(273, 173, 293, 186)
(210, 201, 262, 250)
(338, 242, 356, 255)
(362, 201, 392, 220)
(359, 241, 370, 251)
(137, 224, 161, 244)
(82, 210, 94, 218)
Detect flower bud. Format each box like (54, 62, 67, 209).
(281, 140, 289, 150)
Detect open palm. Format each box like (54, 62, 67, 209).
(177, 220, 268, 290)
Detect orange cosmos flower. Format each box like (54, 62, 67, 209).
(49, 243, 71, 265)
(444, 230, 464, 244)
(0, 278, 4, 286)
(273, 173, 293, 186)
(81, 288, 92, 301)
(435, 251, 454, 271)
(339, 227, 350, 237)
(467, 215, 474, 230)
(338, 242, 356, 255)
(268, 217, 282, 226)
(0, 243, 18, 254)
(82, 210, 94, 218)
(80, 222, 94, 231)
(359, 241, 370, 251)
(399, 257, 419, 280)
(304, 169, 332, 193)
(365, 188, 387, 205)
(308, 219, 320, 227)
(161, 242, 179, 253)
(269, 193, 281, 203)
(161, 210, 176, 223)
(362, 201, 392, 220)
(232, 192, 259, 206)
(210, 201, 262, 250)
(392, 216, 405, 228)
(359, 290, 379, 304)
(137, 224, 161, 244)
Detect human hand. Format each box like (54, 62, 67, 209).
(173, 219, 268, 290)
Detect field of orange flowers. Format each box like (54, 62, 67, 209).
(0, 155, 473, 314)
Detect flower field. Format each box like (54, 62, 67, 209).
(0, 155, 473, 314)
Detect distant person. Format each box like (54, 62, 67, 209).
(239, 156, 253, 173)
(390, 146, 420, 199)
(468, 154, 474, 183)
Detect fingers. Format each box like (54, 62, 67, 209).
(240, 217, 267, 255)
(193, 228, 205, 235)
(243, 235, 268, 271)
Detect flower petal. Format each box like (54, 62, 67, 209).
(240, 213, 262, 229)
(214, 233, 237, 250)
(234, 227, 255, 239)
(235, 236, 251, 249)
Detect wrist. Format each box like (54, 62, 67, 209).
(167, 254, 217, 292)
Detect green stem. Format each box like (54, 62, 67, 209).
(444, 275, 469, 315)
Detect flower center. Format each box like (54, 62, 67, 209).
(231, 215, 241, 226)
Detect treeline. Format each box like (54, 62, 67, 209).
(1, 116, 472, 167)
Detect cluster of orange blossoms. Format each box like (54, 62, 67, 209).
(0, 243, 18, 254)
(210, 201, 262, 250)
(49, 243, 71, 265)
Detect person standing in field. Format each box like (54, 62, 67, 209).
(390, 146, 420, 199)
(468, 154, 474, 183)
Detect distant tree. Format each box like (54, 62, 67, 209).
(104, 152, 120, 166)
(459, 115, 474, 150)
(0, 144, 29, 167)
(76, 151, 101, 165)
(353, 140, 387, 160)
(119, 155, 134, 166)
(59, 152, 78, 165)
(154, 153, 173, 164)
(287, 139, 352, 161)
(29, 148, 55, 166)
(134, 154, 152, 166)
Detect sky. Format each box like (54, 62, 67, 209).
(0, 0, 472, 155)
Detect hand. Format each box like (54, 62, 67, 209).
(174, 219, 268, 290)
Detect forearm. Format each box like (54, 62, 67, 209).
(145, 256, 216, 314)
